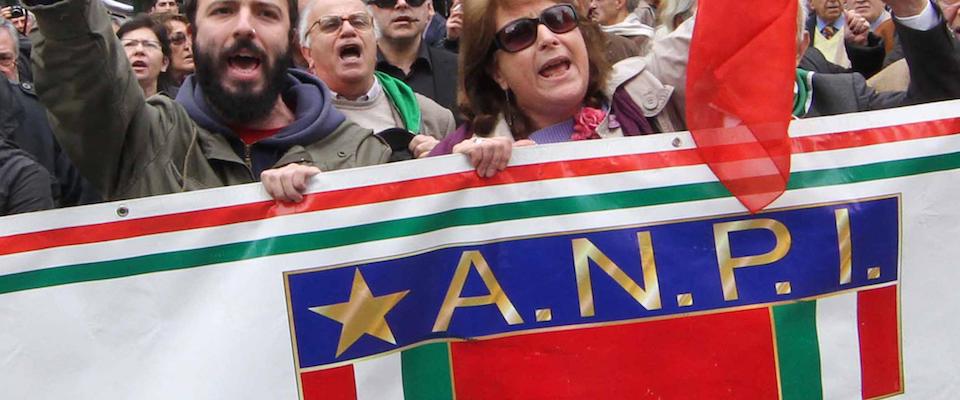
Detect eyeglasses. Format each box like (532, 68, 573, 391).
(169, 32, 188, 46)
(309, 13, 373, 34)
(121, 39, 162, 51)
(0, 53, 15, 67)
(494, 4, 579, 53)
(366, 0, 427, 9)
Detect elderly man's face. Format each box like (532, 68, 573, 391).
(368, 0, 431, 42)
(301, 0, 376, 96)
(811, 0, 843, 23)
(846, 0, 884, 23)
(589, 0, 621, 25)
(0, 30, 17, 81)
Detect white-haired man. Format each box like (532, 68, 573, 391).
(589, 0, 656, 48)
(299, 0, 454, 158)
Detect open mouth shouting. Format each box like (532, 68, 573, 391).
(538, 56, 572, 79)
(130, 59, 150, 73)
(337, 41, 363, 63)
(223, 40, 268, 82)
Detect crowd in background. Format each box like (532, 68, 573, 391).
(0, 0, 959, 215)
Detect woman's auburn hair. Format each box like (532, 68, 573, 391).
(458, 0, 612, 139)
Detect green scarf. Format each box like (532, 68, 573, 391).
(374, 71, 422, 134)
(793, 68, 814, 118)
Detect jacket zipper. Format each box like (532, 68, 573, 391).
(243, 144, 254, 179)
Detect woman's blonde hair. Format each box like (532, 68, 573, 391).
(458, 0, 612, 138)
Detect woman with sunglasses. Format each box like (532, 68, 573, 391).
(155, 14, 195, 90)
(429, 0, 692, 178)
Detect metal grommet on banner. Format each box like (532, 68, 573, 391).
(116, 206, 129, 218)
(672, 137, 682, 148)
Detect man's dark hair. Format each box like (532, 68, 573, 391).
(182, 0, 298, 42)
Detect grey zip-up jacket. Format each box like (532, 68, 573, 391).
(28, 0, 390, 201)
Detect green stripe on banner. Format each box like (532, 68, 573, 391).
(401, 343, 454, 400)
(773, 301, 823, 400)
(2, 151, 959, 294)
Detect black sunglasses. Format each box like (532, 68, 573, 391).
(366, 0, 427, 8)
(169, 32, 188, 46)
(494, 4, 579, 53)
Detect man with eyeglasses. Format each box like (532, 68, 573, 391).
(368, 0, 459, 119)
(300, 0, 454, 159)
(20, 0, 391, 203)
(0, 18, 17, 82)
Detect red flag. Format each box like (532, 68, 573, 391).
(686, 0, 798, 212)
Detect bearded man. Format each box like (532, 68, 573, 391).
(22, 0, 390, 202)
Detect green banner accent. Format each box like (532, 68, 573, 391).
(401, 343, 455, 400)
(773, 301, 824, 400)
(2, 151, 959, 294)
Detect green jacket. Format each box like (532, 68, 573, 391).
(29, 0, 390, 201)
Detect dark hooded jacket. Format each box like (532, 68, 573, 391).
(0, 138, 54, 216)
(27, 0, 390, 200)
(3, 80, 101, 206)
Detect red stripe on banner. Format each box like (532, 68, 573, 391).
(0, 149, 700, 255)
(791, 117, 960, 153)
(857, 285, 903, 399)
(300, 366, 357, 400)
(3, 117, 960, 255)
(449, 309, 780, 399)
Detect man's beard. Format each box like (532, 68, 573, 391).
(195, 37, 293, 125)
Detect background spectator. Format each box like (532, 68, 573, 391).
(370, 0, 460, 117)
(154, 13, 194, 89)
(0, 17, 17, 81)
(656, 0, 696, 36)
(149, 0, 179, 14)
(117, 15, 173, 98)
(589, 0, 656, 49)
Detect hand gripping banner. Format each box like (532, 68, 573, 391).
(3, 102, 960, 399)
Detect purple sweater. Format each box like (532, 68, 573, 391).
(429, 119, 576, 156)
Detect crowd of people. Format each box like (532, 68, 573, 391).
(0, 0, 958, 215)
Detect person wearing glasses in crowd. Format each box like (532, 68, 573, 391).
(22, 0, 391, 203)
(1, 4, 34, 82)
(369, 0, 460, 118)
(117, 15, 174, 98)
(430, 0, 691, 178)
(299, 0, 454, 159)
(0, 17, 17, 82)
(0, 17, 101, 206)
(154, 13, 195, 89)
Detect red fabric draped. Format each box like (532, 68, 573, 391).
(685, 0, 798, 213)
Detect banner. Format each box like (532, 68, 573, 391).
(3, 101, 960, 399)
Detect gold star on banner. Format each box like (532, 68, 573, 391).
(309, 269, 410, 358)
